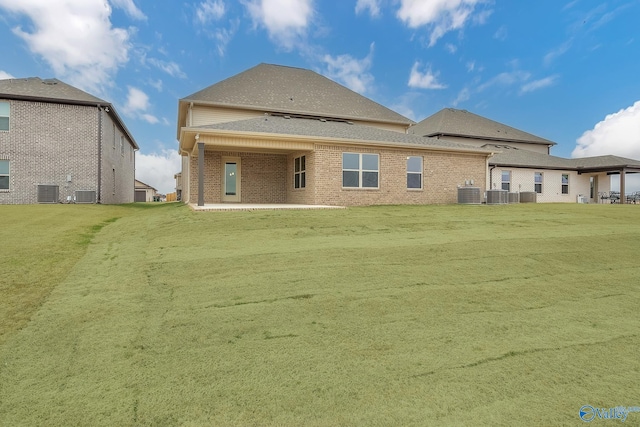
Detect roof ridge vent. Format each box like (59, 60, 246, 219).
(42, 79, 58, 85)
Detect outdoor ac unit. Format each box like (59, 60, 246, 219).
(75, 190, 96, 204)
(486, 189, 508, 204)
(458, 187, 482, 204)
(37, 185, 59, 203)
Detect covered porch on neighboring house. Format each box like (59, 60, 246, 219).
(575, 156, 640, 204)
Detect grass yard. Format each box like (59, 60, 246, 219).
(1, 203, 639, 426)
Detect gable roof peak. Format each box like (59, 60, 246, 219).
(410, 108, 556, 146)
(179, 63, 413, 127)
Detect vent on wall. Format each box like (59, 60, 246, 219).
(75, 190, 96, 204)
(37, 185, 59, 203)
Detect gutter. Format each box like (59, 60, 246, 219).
(180, 127, 495, 156)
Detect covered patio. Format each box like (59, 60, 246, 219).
(576, 156, 640, 204)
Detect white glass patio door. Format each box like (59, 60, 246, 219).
(222, 157, 241, 202)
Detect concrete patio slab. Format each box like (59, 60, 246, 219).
(189, 203, 346, 212)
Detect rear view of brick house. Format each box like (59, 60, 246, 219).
(0, 77, 138, 204)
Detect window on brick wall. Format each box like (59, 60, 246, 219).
(0, 160, 9, 190)
(501, 170, 511, 191)
(294, 155, 306, 189)
(343, 153, 379, 188)
(407, 156, 422, 189)
(535, 172, 543, 194)
(0, 102, 9, 131)
(562, 174, 569, 194)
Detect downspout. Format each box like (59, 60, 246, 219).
(97, 105, 103, 203)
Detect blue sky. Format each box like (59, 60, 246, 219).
(1, 0, 639, 194)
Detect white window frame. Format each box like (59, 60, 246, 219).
(294, 155, 306, 189)
(0, 160, 9, 190)
(407, 156, 423, 190)
(0, 101, 9, 132)
(501, 170, 511, 191)
(534, 172, 543, 194)
(562, 174, 569, 194)
(342, 153, 379, 189)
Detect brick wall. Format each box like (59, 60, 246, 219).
(188, 150, 287, 203)
(312, 144, 487, 206)
(187, 144, 487, 206)
(101, 111, 136, 204)
(0, 100, 135, 204)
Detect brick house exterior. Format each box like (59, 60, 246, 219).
(411, 109, 640, 203)
(0, 78, 138, 205)
(177, 64, 493, 207)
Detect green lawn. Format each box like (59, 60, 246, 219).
(1, 203, 639, 426)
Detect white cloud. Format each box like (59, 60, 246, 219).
(322, 43, 375, 94)
(520, 75, 558, 94)
(124, 86, 150, 114)
(452, 87, 470, 106)
(408, 62, 446, 89)
(356, 0, 381, 17)
(0, 0, 132, 94)
(0, 70, 15, 79)
(196, 0, 225, 24)
(110, 0, 146, 20)
(148, 78, 163, 92)
(572, 101, 640, 159)
(146, 58, 187, 78)
(493, 25, 507, 40)
(123, 86, 159, 124)
(477, 70, 531, 92)
(243, 0, 314, 50)
(141, 114, 159, 124)
(544, 40, 572, 66)
(396, 0, 488, 46)
(136, 149, 182, 195)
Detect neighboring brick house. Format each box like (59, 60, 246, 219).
(411, 109, 640, 203)
(134, 179, 158, 202)
(0, 77, 138, 204)
(177, 63, 493, 206)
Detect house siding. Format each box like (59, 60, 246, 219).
(0, 99, 135, 204)
(490, 167, 609, 203)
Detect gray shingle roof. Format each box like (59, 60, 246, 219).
(0, 77, 138, 149)
(487, 145, 640, 171)
(193, 115, 493, 153)
(570, 155, 640, 170)
(410, 108, 556, 146)
(0, 77, 107, 104)
(486, 145, 573, 168)
(181, 63, 414, 126)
